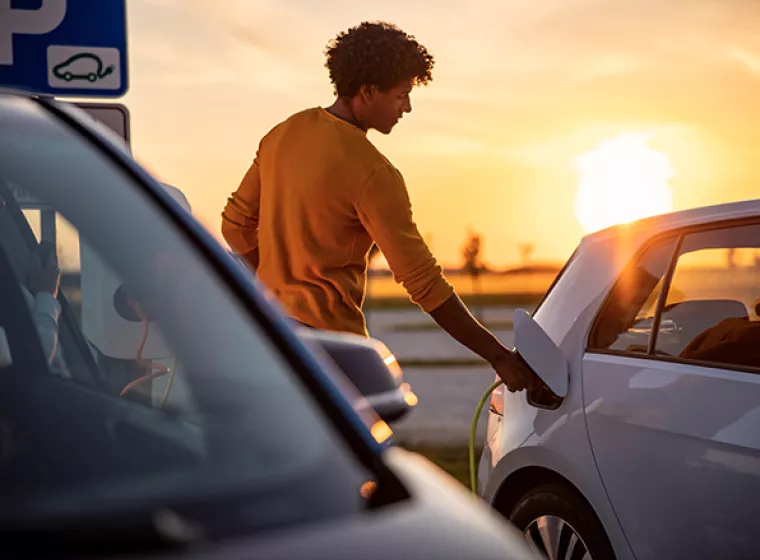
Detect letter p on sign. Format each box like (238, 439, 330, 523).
(0, 0, 67, 65)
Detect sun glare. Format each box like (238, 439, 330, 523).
(574, 133, 674, 233)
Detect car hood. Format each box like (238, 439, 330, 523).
(135, 447, 539, 560)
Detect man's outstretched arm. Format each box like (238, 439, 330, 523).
(355, 164, 533, 392)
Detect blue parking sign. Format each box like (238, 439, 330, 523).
(0, 0, 128, 97)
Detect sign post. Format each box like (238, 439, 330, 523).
(76, 102, 131, 146)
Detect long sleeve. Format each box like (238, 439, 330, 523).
(356, 164, 453, 312)
(222, 155, 261, 256)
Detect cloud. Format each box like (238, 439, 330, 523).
(728, 47, 760, 76)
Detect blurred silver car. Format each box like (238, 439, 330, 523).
(0, 92, 539, 559)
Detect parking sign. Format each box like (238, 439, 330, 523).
(0, 0, 128, 97)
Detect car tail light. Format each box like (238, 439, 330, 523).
(489, 375, 505, 416)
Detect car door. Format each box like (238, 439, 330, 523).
(583, 222, 760, 560)
(0, 95, 384, 555)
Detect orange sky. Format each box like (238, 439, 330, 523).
(121, 0, 760, 268)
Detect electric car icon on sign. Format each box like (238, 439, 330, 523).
(52, 53, 114, 83)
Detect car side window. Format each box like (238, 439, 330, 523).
(655, 224, 760, 369)
(589, 236, 678, 353)
(0, 195, 96, 383)
(5, 189, 197, 412)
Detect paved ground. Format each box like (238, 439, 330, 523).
(367, 306, 518, 362)
(391, 365, 496, 446)
(365, 306, 521, 445)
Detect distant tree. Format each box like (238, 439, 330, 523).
(726, 248, 737, 270)
(518, 242, 535, 268)
(462, 229, 484, 320)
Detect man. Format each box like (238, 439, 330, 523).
(222, 21, 534, 392)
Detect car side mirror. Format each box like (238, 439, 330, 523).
(297, 329, 417, 424)
(514, 308, 568, 400)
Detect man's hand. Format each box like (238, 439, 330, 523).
(28, 243, 60, 297)
(241, 248, 260, 272)
(490, 349, 538, 393)
(429, 294, 541, 393)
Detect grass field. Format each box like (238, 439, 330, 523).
(398, 442, 479, 488)
(365, 291, 544, 310)
(367, 271, 558, 300)
(61, 271, 550, 313)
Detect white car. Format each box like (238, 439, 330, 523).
(479, 199, 760, 560)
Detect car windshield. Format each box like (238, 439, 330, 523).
(0, 96, 373, 542)
(532, 244, 580, 316)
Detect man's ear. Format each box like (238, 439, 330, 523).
(360, 84, 376, 102)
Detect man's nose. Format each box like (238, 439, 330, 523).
(403, 96, 412, 114)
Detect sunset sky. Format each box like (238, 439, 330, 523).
(121, 0, 760, 268)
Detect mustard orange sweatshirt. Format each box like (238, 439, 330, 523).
(222, 107, 453, 336)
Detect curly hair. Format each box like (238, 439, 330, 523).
(325, 21, 434, 97)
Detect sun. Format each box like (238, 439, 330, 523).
(574, 133, 674, 233)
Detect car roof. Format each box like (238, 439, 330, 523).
(580, 197, 760, 247)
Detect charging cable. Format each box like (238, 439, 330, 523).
(469, 379, 503, 494)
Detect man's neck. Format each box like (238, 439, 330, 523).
(326, 98, 367, 132)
